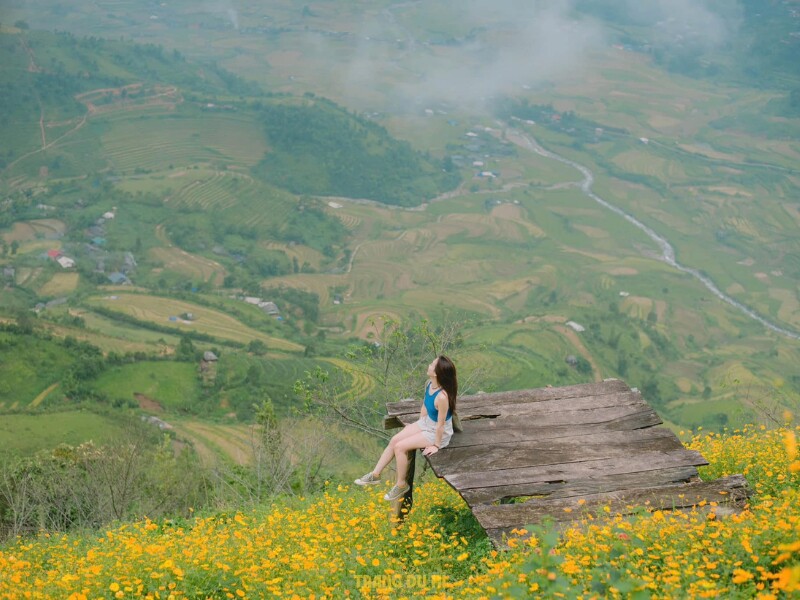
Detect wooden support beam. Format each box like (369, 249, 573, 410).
(391, 449, 416, 522)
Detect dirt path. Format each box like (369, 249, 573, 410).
(16, 35, 47, 151)
(38, 104, 46, 149)
(4, 82, 178, 178)
(5, 112, 88, 174)
(18, 35, 40, 73)
(30, 383, 59, 408)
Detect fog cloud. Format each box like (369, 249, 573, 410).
(620, 0, 741, 49)
(333, 0, 605, 111)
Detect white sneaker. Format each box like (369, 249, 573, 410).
(354, 471, 380, 485)
(383, 484, 410, 501)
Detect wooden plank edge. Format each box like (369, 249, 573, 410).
(482, 474, 750, 549)
(472, 474, 751, 530)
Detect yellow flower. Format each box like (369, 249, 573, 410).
(732, 568, 754, 584)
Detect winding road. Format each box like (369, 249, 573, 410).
(505, 127, 800, 342)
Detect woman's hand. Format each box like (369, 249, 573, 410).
(422, 445, 439, 456)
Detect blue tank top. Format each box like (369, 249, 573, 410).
(424, 382, 451, 421)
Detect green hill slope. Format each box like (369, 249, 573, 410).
(256, 97, 460, 206)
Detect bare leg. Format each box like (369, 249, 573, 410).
(393, 432, 430, 486)
(372, 423, 421, 476)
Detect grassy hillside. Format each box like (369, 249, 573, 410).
(0, 410, 126, 455)
(1, 424, 798, 598)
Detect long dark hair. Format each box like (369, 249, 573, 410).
(434, 355, 458, 415)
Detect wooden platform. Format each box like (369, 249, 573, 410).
(385, 379, 750, 547)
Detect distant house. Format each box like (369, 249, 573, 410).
(102, 211, 115, 220)
(243, 296, 262, 305)
(258, 301, 279, 315)
(203, 351, 218, 362)
(566, 321, 585, 333)
(107, 272, 129, 284)
(47, 249, 61, 259)
(46, 297, 68, 308)
(56, 256, 76, 269)
(3, 266, 15, 280)
(91, 237, 106, 246)
(565, 355, 578, 367)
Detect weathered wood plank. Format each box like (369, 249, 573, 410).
(428, 428, 684, 477)
(473, 474, 750, 531)
(389, 388, 643, 419)
(460, 465, 700, 505)
(464, 392, 647, 419)
(384, 391, 650, 430)
(462, 404, 658, 430)
(385, 379, 632, 415)
(444, 408, 662, 448)
(445, 449, 708, 490)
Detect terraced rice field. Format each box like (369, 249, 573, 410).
(321, 357, 376, 400)
(60, 309, 179, 349)
(168, 171, 246, 210)
(148, 245, 226, 286)
(2, 219, 66, 243)
(166, 171, 295, 232)
(38, 272, 80, 296)
(328, 210, 362, 230)
(172, 420, 255, 467)
(264, 274, 345, 307)
(12, 267, 43, 287)
(263, 241, 324, 270)
(100, 113, 267, 172)
(88, 293, 303, 351)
